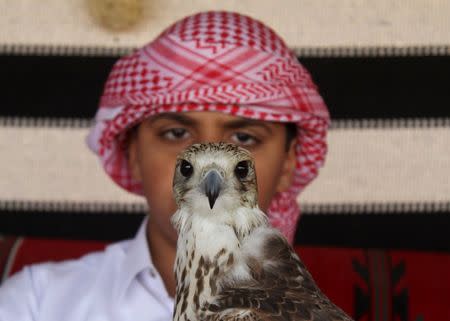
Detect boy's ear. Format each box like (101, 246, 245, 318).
(276, 140, 297, 193)
(127, 134, 142, 182)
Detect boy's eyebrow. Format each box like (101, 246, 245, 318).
(148, 113, 273, 133)
(223, 119, 273, 134)
(148, 113, 197, 126)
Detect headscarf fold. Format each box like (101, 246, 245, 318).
(87, 11, 330, 243)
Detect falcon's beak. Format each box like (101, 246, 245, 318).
(202, 169, 223, 209)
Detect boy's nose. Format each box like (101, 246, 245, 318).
(196, 127, 224, 143)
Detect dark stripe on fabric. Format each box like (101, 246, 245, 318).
(0, 211, 145, 241)
(0, 55, 115, 119)
(1, 55, 450, 120)
(2, 44, 450, 58)
(369, 250, 390, 321)
(369, 250, 381, 321)
(301, 56, 450, 120)
(1, 117, 449, 129)
(0, 209, 449, 251)
(296, 213, 450, 252)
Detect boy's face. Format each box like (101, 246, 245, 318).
(128, 111, 296, 245)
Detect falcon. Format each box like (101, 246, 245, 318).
(171, 142, 353, 321)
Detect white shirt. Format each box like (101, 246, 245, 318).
(0, 218, 174, 321)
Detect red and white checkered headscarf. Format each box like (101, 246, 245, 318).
(87, 11, 329, 243)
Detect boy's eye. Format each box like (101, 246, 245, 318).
(231, 132, 257, 146)
(162, 128, 190, 140)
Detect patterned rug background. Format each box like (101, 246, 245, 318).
(1, 2, 449, 320)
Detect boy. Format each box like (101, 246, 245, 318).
(0, 11, 329, 321)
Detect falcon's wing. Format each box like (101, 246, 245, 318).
(204, 232, 353, 321)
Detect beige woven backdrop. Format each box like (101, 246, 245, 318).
(1, 0, 449, 52)
(1, 1, 449, 214)
(1, 123, 449, 211)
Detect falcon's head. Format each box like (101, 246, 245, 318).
(173, 142, 258, 213)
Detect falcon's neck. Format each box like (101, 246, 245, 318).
(172, 205, 267, 321)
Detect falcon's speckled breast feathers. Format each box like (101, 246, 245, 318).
(171, 143, 353, 321)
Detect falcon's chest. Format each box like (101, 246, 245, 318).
(173, 220, 245, 321)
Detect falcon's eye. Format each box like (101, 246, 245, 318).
(234, 161, 249, 179)
(180, 160, 193, 178)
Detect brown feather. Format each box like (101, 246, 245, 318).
(203, 234, 353, 321)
